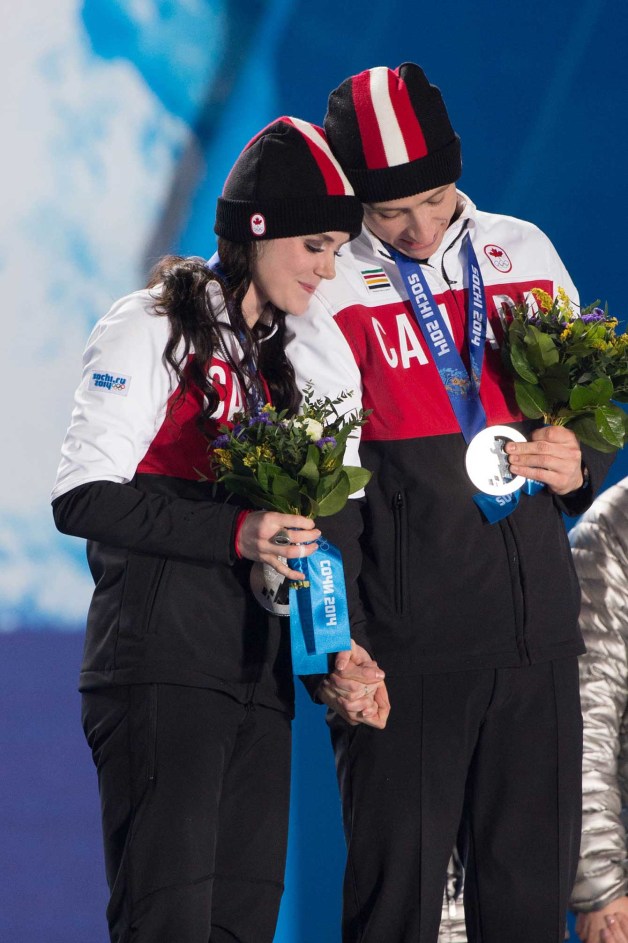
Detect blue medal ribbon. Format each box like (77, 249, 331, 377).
(289, 538, 351, 675)
(473, 478, 545, 522)
(387, 233, 487, 442)
(387, 235, 540, 521)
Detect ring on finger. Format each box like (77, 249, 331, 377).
(271, 528, 292, 547)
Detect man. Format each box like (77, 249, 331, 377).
(286, 63, 613, 943)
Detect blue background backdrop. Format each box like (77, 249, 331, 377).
(1, 0, 626, 939)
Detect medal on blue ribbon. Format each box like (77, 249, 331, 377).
(289, 538, 351, 675)
(387, 234, 540, 522)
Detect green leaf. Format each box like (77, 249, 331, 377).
(255, 462, 284, 492)
(567, 415, 619, 453)
(595, 405, 626, 449)
(514, 379, 549, 419)
(509, 342, 538, 384)
(270, 472, 300, 502)
(316, 468, 343, 498)
(539, 376, 571, 404)
(344, 466, 372, 494)
(298, 491, 319, 517)
(326, 424, 353, 462)
(523, 325, 559, 372)
(316, 472, 351, 517)
(297, 444, 321, 482)
(569, 318, 586, 338)
(508, 319, 527, 343)
(569, 377, 614, 410)
(218, 474, 294, 512)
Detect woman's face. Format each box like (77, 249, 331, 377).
(248, 231, 349, 320)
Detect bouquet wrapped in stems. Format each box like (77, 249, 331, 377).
(211, 387, 372, 516)
(501, 287, 628, 452)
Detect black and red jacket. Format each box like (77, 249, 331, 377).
(52, 282, 295, 710)
(286, 194, 613, 676)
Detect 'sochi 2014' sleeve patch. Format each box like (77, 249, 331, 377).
(88, 372, 131, 395)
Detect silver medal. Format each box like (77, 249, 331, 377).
(465, 425, 527, 496)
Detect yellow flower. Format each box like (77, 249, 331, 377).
(560, 325, 573, 341)
(556, 286, 575, 319)
(242, 445, 275, 468)
(212, 449, 233, 470)
(530, 288, 553, 313)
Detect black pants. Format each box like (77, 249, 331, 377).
(330, 658, 582, 943)
(82, 685, 292, 943)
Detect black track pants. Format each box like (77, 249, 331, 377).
(82, 685, 292, 943)
(330, 658, 582, 943)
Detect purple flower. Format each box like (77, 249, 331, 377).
(248, 413, 273, 426)
(316, 436, 337, 448)
(582, 308, 606, 323)
(212, 434, 230, 448)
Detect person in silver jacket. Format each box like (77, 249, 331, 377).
(570, 476, 628, 943)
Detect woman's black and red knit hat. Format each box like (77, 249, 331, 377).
(215, 117, 363, 242)
(323, 63, 462, 202)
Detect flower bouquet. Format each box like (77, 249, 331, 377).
(501, 287, 628, 452)
(210, 388, 371, 673)
(211, 387, 371, 520)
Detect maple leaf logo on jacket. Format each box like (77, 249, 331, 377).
(484, 244, 512, 272)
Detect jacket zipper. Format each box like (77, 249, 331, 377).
(440, 219, 469, 287)
(392, 491, 405, 614)
(147, 683, 158, 782)
(439, 220, 470, 325)
(142, 558, 168, 635)
(503, 519, 531, 664)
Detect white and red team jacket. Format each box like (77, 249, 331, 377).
(52, 282, 294, 709)
(286, 192, 611, 676)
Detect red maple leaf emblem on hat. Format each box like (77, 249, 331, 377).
(488, 248, 503, 258)
(250, 212, 266, 236)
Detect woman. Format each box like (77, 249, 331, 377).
(51, 117, 365, 943)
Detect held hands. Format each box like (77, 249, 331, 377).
(237, 511, 321, 580)
(601, 914, 628, 943)
(576, 898, 628, 943)
(505, 424, 584, 496)
(318, 640, 390, 730)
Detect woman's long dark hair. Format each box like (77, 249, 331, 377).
(146, 237, 300, 424)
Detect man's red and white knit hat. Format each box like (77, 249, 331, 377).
(324, 63, 462, 202)
(215, 116, 363, 242)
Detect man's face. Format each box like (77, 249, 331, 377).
(362, 183, 459, 260)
